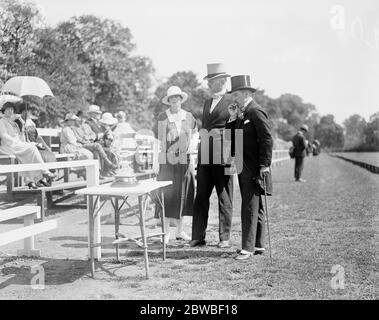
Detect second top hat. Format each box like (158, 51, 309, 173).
(228, 75, 257, 93)
(203, 63, 231, 80)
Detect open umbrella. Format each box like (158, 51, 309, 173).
(1, 76, 54, 98)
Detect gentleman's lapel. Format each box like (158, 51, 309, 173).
(202, 99, 212, 125)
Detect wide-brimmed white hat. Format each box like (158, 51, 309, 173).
(162, 86, 188, 105)
(88, 104, 102, 114)
(99, 112, 118, 125)
(0, 94, 22, 110)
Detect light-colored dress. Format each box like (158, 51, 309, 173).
(60, 125, 94, 160)
(0, 116, 45, 183)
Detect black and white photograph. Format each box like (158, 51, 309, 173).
(0, 0, 377, 303)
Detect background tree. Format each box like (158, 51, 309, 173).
(0, 0, 43, 78)
(55, 15, 154, 127)
(314, 114, 344, 150)
(343, 114, 367, 151)
(149, 71, 208, 131)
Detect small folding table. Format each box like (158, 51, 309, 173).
(76, 180, 172, 279)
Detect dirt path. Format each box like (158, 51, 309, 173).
(0, 154, 377, 299)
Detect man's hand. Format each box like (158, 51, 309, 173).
(228, 103, 240, 121)
(259, 166, 270, 179)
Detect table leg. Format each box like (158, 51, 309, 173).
(88, 195, 95, 278)
(138, 195, 149, 279)
(114, 198, 120, 262)
(161, 189, 166, 261)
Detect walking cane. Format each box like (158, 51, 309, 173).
(262, 174, 273, 265)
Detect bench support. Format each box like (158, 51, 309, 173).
(17, 214, 42, 257)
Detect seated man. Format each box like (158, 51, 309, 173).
(71, 115, 118, 176)
(0, 101, 56, 189)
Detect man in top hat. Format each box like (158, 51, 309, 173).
(226, 75, 273, 260)
(292, 124, 309, 182)
(190, 63, 235, 248)
(86, 105, 104, 142)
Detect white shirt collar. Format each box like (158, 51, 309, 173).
(166, 109, 186, 123)
(244, 97, 253, 108)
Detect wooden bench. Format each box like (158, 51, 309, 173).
(12, 177, 114, 220)
(0, 153, 75, 198)
(0, 160, 100, 219)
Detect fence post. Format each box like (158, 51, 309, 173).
(17, 212, 42, 257)
(86, 161, 100, 260)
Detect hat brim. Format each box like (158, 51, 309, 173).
(227, 86, 257, 94)
(162, 93, 188, 106)
(88, 110, 102, 114)
(100, 119, 118, 126)
(203, 73, 231, 81)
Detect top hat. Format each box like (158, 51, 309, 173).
(203, 63, 231, 81)
(88, 104, 102, 114)
(228, 75, 257, 93)
(162, 86, 188, 105)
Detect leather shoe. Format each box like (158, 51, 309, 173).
(235, 250, 253, 260)
(27, 182, 39, 189)
(218, 240, 231, 248)
(189, 239, 206, 247)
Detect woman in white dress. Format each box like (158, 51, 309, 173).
(0, 102, 55, 189)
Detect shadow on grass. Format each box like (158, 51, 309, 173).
(0, 257, 90, 289)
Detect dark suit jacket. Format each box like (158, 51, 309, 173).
(198, 94, 234, 166)
(225, 100, 273, 195)
(292, 131, 307, 157)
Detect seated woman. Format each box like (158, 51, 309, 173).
(0, 102, 56, 189)
(19, 103, 57, 178)
(59, 113, 94, 161)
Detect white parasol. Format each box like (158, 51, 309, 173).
(1, 76, 54, 98)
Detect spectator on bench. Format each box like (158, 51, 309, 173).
(60, 113, 94, 161)
(19, 102, 57, 178)
(99, 112, 120, 174)
(72, 112, 118, 177)
(0, 102, 56, 189)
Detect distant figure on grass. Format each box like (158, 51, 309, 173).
(312, 139, 321, 156)
(155, 86, 198, 244)
(292, 124, 308, 182)
(190, 63, 235, 248)
(226, 75, 273, 260)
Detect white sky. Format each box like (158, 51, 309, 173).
(34, 0, 379, 124)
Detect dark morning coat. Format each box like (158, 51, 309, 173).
(225, 100, 273, 195)
(292, 131, 307, 158)
(198, 94, 235, 166)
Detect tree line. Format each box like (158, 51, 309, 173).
(1, 0, 378, 151)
